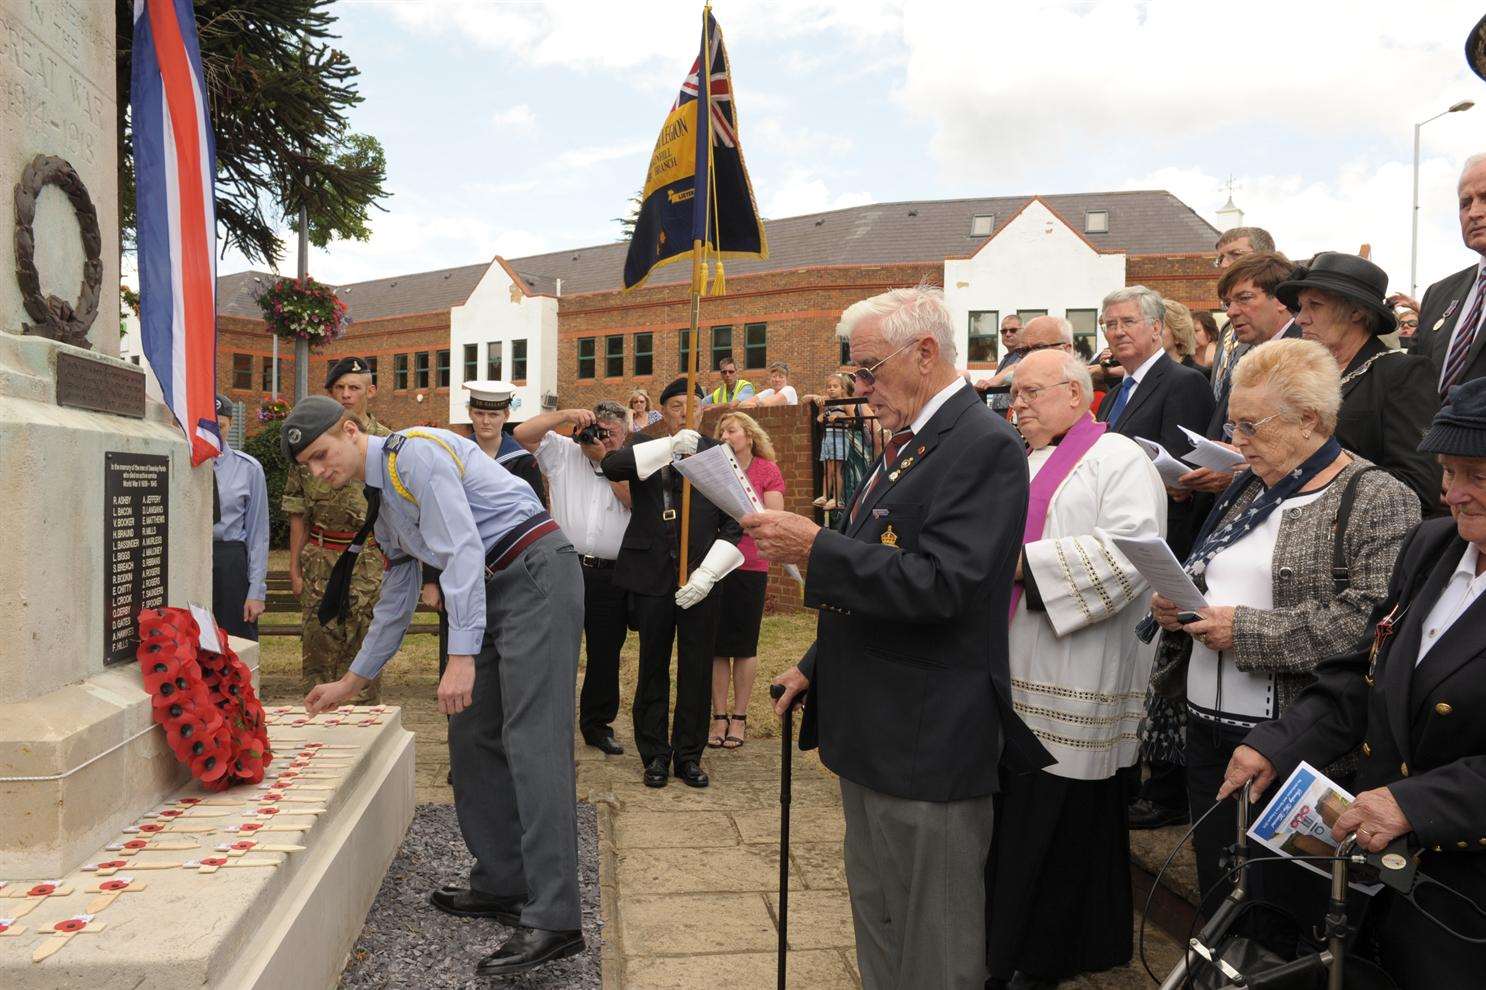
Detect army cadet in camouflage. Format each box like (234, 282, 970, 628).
(284, 356, 392, 702)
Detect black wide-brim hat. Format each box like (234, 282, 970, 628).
(1470, 12, 1486, 82)
(1421, 377, 1486, 457)
(1274, 252, 1397, 335)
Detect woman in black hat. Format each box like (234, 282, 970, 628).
(1279, 252, 1442, 512)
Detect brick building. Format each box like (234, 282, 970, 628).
(193, 188, 1221, 434)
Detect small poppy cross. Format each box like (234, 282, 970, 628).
(32, 914, 106, 964)
(216, 840, 305, 858)
(0, 880, 71, 919)
(85, 877, 148, 913)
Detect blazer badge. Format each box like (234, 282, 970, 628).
(880, 524, 899, 548)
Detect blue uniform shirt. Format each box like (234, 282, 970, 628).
(350, 429, 545, 679)
(212, 445, 270, 600)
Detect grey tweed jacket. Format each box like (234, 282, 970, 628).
(1160, 457, 1420, 718)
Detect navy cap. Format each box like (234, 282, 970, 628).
(659, 376, 705, 405)
(1421, 377, 1486, 458)
(280, 395, 348, 461)
(325, 356, 372, 389)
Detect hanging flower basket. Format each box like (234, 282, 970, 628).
(257, 396, 290, 422)
(256, 275, 349, 347)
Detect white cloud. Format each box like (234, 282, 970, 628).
(762, 168, 873, 219)
(491, 104, 536, 128)
(553, 140, 651, 170)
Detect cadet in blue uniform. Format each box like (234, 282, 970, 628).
(211, 394, 269, 641)
(287, 396, 586, 978)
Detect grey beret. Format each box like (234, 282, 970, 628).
(215, 394, 233, 419)
(280, 395, 347, 461)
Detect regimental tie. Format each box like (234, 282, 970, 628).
(850, 430, 914, 525)
(1441, 269, 1486, 396)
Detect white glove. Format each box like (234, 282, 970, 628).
(675, 540, 745, 610)
(671, 429, 701, 457)
(631, 430, 703, 480)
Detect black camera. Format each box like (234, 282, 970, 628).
(575, 424, 610, 446)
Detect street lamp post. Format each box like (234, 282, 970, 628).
(1412, 100, 1475, 297)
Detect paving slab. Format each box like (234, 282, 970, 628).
(616, 844, 801, 895)
(618, 892, 777, 956)
(611, 811, 741, 850)
(766, 888, 857, 950)
(734, 802, 846, 845)
(623, 948, 857, 989)
(790, 841, 848, 890)
(608, 778, 840, 814)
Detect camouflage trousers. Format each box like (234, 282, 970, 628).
(299, 542, 385, 704)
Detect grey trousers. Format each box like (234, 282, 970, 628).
(448, 532, 583, 931)
(840, 777, 996, 990)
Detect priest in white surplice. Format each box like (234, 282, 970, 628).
(985, 348, 1167, 989)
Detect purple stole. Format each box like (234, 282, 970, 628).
(1009, 414, 1107, 619)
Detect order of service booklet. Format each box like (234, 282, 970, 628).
(1246, 761, 1382, 894)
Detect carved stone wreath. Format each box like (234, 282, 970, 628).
(13, 154, 102, 350)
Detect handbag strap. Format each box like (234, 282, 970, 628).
(1331, 467, 1382, 594)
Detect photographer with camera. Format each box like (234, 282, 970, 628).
(514, 401, 634, 756)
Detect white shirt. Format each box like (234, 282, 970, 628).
(1187, 488, 1327, 726)
(1120, 347, 1165, 405)
(1437, 263, 1486, 391)
(754, 384, 799, 404)
(1418, 543, 1486, 664)
(534, 432, 631, 560)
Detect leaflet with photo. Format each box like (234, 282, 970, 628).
(1246, 761, 1382, 894)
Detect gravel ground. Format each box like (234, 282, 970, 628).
(340, 802, 603, 989)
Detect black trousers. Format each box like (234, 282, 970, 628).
(211, 540, 258, 642)
(578, 563, 627, 739)
(629, 589, 720, 766)
(1141, 757, 1189, 810)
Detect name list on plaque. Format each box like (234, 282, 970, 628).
(105, 452, 169, 665)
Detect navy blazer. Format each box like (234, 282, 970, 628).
(796, 382, 1052, 802)
(1416, 264, 1483, 393)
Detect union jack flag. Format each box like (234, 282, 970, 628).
(674, 27, 736, 149)
(130, 0, 220, 465)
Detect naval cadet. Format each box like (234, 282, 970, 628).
(283, 356, 391, 702)
(464, 379, 546, 503)
(289, 396, 586, 978)
(211, 394, 269, 641)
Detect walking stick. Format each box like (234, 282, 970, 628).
(769, 683, 794, 990)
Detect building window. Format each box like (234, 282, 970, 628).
(366, 356, 378, 385)
(634, 332, 654, 376)
(260, 356, 273, 392)
(1067, 308, 1099, 358)
(512, 339, 528, 381)
(744, 322, 767, 368)
(1084, 210, 1109, 234)
(394, 353, 409, 389)
(679, 329, 694, 374)
(486, 342, 502, 381)
(605, 335, 625, 378)
(970, 214, 995, 237)
(436, 349, 450, 388)
(1016, 309, 1048, 324)
(710, 324, 733, 370)
(839, 337, 851, 366)
(967, 311, 999, 363)
(463, 343, 478, 384)
(414, 352, 430, 389)
(577, 337, 596, 379)
(231, 353, 252, 390)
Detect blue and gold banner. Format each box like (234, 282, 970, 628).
(623, 8, 767, 292)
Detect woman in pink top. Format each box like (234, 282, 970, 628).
(708, 412, 785, 748)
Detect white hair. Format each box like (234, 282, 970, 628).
(1462, 153, 1486, 183)
(837, 283, 958, 364)
(1101, 285, 1166, 326)
(1060, 351, 1094, 403)
(1049, 316, 1075, 345)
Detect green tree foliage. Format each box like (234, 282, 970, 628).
(242, 420, 290, 548)
(615, 189, 642, 239)
(116, 0, 389, 267)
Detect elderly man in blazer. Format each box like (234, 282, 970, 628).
(1220, 377, 1486, 989)
(1414, 155, 1486, 398)
(746, 285, 1051, 989)
(1095, 285, 1216, 559)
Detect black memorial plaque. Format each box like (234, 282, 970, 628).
(104, 453, 169, 665)
(57, 351, 147, 418)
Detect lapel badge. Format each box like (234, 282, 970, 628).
(871, 508, 890, 519)
(1434, 317, 1447, 332)
(880, 525, 899, 548)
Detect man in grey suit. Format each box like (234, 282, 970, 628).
(745, 286, 1051, 989)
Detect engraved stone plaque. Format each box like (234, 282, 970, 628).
(104, 453, 169, 665)
(57, 351, 146, 417)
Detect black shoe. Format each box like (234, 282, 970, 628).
(428, 885, 523, 924)
(584, 731, 624, 756)
(1128, 797, 1189, 830)
(475, 926, 585, 976)
(675, 759, 709, 788)
(643, 756, 669, 788)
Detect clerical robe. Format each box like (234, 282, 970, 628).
(1011, 431, 1167, 781)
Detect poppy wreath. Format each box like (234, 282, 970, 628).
(136, 608, 272, 790)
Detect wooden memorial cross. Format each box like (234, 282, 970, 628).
(185, 856, 280, 875)
(0, 880, 72, 918)
(32, 915, 106, 964)
(217, 839, 305, 858)
(85, 877, 148, 913)
(0, 917, 25, 938)
(106, 836, 200, 857)
(124, 820, 215, 836)
(81, 859, 183, 877)
(224, 821, 311, 836)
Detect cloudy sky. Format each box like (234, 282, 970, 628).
(216, 0, 1486, 297)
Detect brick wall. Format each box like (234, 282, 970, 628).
(1127, 253, 1221, 312)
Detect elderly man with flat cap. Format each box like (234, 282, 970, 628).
(283, 356, 392, 702)
(210, 394, 269, 641)
(1221, 377, 1486, 988)
(287, 394, 587, 978)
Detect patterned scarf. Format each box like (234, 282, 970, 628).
(1135, 436, 1342, 642)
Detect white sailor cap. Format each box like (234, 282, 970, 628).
(463, 379, 521, 411)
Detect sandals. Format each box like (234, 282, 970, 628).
(812, 495, 828, 507)
(722, 713, 747, 749)
(707, 714, 729, 748)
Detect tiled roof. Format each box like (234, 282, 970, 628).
(218, 190, 1218, 321)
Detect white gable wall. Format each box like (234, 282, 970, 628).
(448, 261, 558, 424)
(943, 200, 1128, 367)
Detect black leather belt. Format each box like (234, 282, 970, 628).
(579, 555, 616, 569)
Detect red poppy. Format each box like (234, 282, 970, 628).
(190, 748, 229, 784)
(136, 823, 164, 834)
(53, 918, 86, 933)
(122, 840, 149, 850)
(237, 822, 263, 832)
(176, 797, 202, 805)
(95, 861, 127, 870)
(257, 807, 280, 816)
(261, 792, 283, 802)
(230, 841, 255, 851)
(99, 880, 131, 892)
(200, 857, 228, 867)
(0, 922, 10, 933)
(157, 809, 182, 819)
(26, 883, 56, 896)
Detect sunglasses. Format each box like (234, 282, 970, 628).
(852, 339, 917, 386)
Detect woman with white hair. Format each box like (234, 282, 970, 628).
(1147, 338, 1419, 949)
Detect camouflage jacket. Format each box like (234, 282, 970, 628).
(282, 412, 392, 532)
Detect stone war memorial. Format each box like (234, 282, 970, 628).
(0, 2, 414, 985)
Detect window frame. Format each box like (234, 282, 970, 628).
(394, 353, 409, 390)
(511, 339, 528, 382)
(485, 342, 503, 381)
(436, 348, 450, 389)
(462, 343, 478, 384)
(231, 353, 252, 390)
(710, 324, 733, 371)
(1084, 210, 1109, 234)
(743, 322, 767, 369)
(967, 311, 999, 365)
(577, 337, 597, 380)
(604, 335, 625, 378)
(633, 332, 654, 377)
(414, 351, 430, 390)
(260, 356, 273, 392)
(970, 214, 995, 237)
